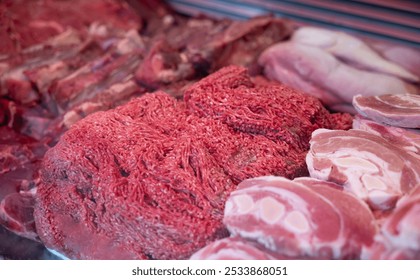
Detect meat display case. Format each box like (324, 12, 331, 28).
(0, 0, 419, 260)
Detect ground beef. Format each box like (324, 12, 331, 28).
(34, 66, 351, 260)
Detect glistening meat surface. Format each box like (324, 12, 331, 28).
(189, 237, 278, 260)
(307, 128, 420, 211)
(363, 186, 420, 260)
(352, 115, 420, 156)
(291, 27, 418, 82)
(34, 66, 350, 260)
(223, 176, 376, 259)
(353, 93, 420, 129)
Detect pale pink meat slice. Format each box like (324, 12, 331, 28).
(223, 176, 376, 259)
(189, 237, 278, 260)
(353, 115, 420, 156)
(307, 128, 420, 211)
(353, 93, 420, 128)
(363, 186, 420, 260)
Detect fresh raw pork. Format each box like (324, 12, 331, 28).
(352, 115, 420, 156)
(363, 186, 420, 260)
(0, 126, 48, 242)
(33, 66, 350, 260)
(291, 27, 418, 82)
(306, 128, 420, 211)
(258, 42, 417, 113)
(353, 93, 420, 128)
(190, 237, 278, 260)
(223, 176, 376, 259)
(0, 192, 37, 241)
(0, 2, 294, 257)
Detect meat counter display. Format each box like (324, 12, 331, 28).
(0, 0, 419, 260)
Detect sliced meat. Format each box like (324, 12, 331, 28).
(353, 115, 420, 155)
(353, 93, 420, 128)
(190, 237, 278, 260)
(362, 236, 420, 260)
(381, 186, 420, 252)
(223, 176, 376, 259)
(0, 98, 56, 142)
(291, 27, 418, 82)
(23, 36, 104, 97)
(307, 128, 420, 210)
(363, 186, 420, 260)
(258, 42, 417, 111)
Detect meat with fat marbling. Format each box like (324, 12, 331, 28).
(306, 128, 420, 211)
(223, 176, 376, 259)
(353, 93, 420, 129)
(352, 115, 420, 156)
(363, 186, 420, 260)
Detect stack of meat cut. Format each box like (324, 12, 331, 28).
(1, 0, 419, 261)
(193, 93, 420, 260)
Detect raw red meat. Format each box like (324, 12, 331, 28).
(363, 186, 420, 260)
(0, 127, 47, 240)
(135, 16, 292, 90)
(223, 176, 376, 259)
(33, 66, 350, 260)
(0, 0, 140, 54)
(353, 93, 420, 128)
(306, 128, 420, 211)
(184, 66, 352, 153)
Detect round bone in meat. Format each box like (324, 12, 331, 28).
(223, 176, 376, 259)
(307, 128, 420, 211)
(353, 93, 420, 128)
(189, 237, 278, 260)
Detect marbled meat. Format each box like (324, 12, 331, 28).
(223, 176, 376, 259)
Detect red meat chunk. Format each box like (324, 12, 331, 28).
(34, 66, 351, 259)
